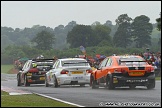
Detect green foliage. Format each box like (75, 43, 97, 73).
(151, 28, 161, 38)
(115, 14, 132, 25)
(1, 17, 161, 65)
(32, 30, 55, 50)
(1, 91, 9, 95)
(93, 25, 112, 46)
(113, 14, 132, 48)
(2, 45, 149, 65)
(1, 65, 14, 74)
(156, 12, 161, 31)
(1, 35, 14, 51)
(67, 24, 112, 48)
(1, 18, 160, 51)
(67, 25, 95, 48)
(131, 15, 153, 48)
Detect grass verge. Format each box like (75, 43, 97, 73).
(1, 91, 76, 107)
(155, 77, 161, 80)
(1, 65, 14, 74)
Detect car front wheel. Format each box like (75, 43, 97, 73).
(91, 77, 99, 89)
(24, 75, 30, 86)
(53, 75, 59, 88)
(45, 76, 49, 87)
(17, 74, 22, 86)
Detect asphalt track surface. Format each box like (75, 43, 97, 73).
(1, 73, 161, 107)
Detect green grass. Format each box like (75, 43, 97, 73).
(1, 91, 9, 95)
(1, 65, 14, 74)
(1, 91, 76, 107)
(155, 77, 161, 80)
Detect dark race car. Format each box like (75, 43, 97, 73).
(17, 59, 54, 86)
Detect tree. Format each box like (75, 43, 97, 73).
(31, 30, 55, 50)
(67, 25, 95, 48)
(93, 25, 112, 47)
(1, 35, 14, 51)
(104, 20, 112, 27)
(131, 15, 153, 48)
(156, 12, 161, 31)
(113, 14, 132, 48)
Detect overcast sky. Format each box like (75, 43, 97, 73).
(1, 1, 161, 29)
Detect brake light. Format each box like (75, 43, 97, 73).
(60, 70, 69, 74)
(146, 67, 154, 73)
(41, 72, 46, 74)
(121, 68, 126, 73)
(86, 69, 93, 73)
(147, 68, 151, 72)
(28, 68, 39, 73)
(114, 68, 127, 73)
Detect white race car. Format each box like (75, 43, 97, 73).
(45, 58, 92, 87)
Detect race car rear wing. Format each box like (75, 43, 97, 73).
(62, 62, 90, 66)
(63, 62, 89, 64)
(32, 59, 54, 62)
(119, 60, 146, 66)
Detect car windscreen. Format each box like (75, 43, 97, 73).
(118, 57, 147, 66)
(32, 61, 54, 71)
(61, 60, 89, 67)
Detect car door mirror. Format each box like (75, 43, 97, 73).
(94, 65, 100, 70)
(18, 67, 23, 70)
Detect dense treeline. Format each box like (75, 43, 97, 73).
(1, 13, 161, 64)
(1, 45, 146, 64)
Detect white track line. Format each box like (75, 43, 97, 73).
(1, 86, 32, 95)
(33, 92, 85, 107)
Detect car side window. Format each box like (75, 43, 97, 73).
(22, 61, 29, 70)
(99, 58, 108, 68)
(27, 61, 31, 69)
(55, 61, 60, 69)
(106, 58, 112, 67)
(52, 60, 58, 69)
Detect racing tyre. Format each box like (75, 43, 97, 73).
(80, 84, 85, 87)
(45, 76, 49, 87)
(24, 75, 30, 86)
(91, 77, 99, 89)
(106, 76, 114, 90)
(147, 79, 155, 89)
(129, 85, 136, 89)
(53, 75, 59, 88)
(17, 74, 22, 86)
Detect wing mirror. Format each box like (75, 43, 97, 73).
(94, 65, 99, 70)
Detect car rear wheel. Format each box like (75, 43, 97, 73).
(53, 75, 59, 88)
(45, 76, 49, 87)
(17, 74, 22, 86)
(129, 85, 136, 89)
(24, 75, 30, 86)
(147, 79, 155, 89)
(106, 76, 114, 90)
(80, 84, 85, 87)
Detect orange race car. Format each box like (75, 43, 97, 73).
(90, 55, 155, 89)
